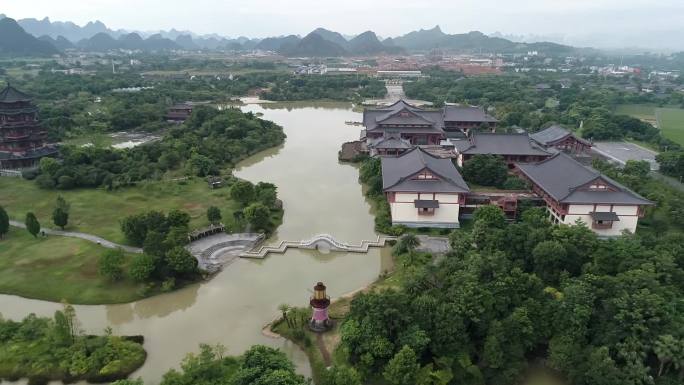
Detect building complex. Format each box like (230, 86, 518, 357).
(364, 99, 652, 236)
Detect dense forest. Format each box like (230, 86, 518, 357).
(339, 202, 684, 385)
(28, 106, 285, 189)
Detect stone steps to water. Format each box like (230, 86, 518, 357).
(240, 234, 397, 259)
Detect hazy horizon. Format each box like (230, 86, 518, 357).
(3, 0, 684, 50)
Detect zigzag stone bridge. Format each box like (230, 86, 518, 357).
(240, 234, 397, 259)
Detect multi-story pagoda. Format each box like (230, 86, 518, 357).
(0, 83, 57, 169)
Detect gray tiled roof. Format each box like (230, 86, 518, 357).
(382, 147, 469, 193)
(530, 125, 590, 146)
(516, 152, 653, 205)
(460, 133, 550, 156)
(368, 135, 412, 149)
(0, 84, 32, 103)
(443, 106, 498, 123)
(376, 109, 436, 126)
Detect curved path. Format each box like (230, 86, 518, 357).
(9, 220, 143, 253)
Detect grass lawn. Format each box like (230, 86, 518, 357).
(0, 177, 242, 244)
(614, 104, 684, 146)
(615, 104, 657, 121)
(0, 227, 144, 304)
(656, 107, 684, 146)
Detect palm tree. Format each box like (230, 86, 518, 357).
(278, 303, 292, 328)
(401, 234, 420, 253)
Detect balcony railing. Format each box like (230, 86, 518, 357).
(591, 221, 614, 230)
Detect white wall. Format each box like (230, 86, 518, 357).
(390, 193, 461, 228)
(560, 204, 640, 236)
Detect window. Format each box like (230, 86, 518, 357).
(418, 207, 435, 216)
(414, 170, 437, 180)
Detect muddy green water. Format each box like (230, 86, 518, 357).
(0, 102, 392, 384)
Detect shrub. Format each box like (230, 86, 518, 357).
(129, 254, 156, 282)
(244, 203, 270, 230)
(35, 174, 55, 189)
(98, 249, 126, 281)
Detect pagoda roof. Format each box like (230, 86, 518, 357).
(516, 152, 653, 205)
(0, 84, 32, 103)
(382, 147, 469, 193)
(459, 133, 550, 156)
(530, 125, 591, 146)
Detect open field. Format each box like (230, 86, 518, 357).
(614, 104, 684, 146)
(0, 177, 242, 244)
(0, 227, 142, 304)
(656, 107, 684, 146)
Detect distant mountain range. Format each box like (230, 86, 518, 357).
(0, 14, 577, 57)
(0, 18, 60, 56)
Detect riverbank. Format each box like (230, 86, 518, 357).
(0, 227, 149, 304)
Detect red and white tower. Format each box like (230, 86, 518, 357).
(309, 282, 331, 332)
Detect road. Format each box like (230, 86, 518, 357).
(9, 220, 143, 253)
(592, 141, 659, 170)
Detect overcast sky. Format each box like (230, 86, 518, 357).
(3, 0, 684, 47)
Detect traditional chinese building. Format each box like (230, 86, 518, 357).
(363, 100, 445, 146)
(530, 125, 592, 154)
(382, 147, 470, 228)
(0, 84, 57, 169)
(309, 282, 331, 332)
(442, 105, 498, 136)
(515, 153, 653, 236)
(362, 100, 497, 151)
(454, 132, 551, 167)
(165, 103, 194, 123)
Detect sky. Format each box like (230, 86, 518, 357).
(3, 0, 684, 48)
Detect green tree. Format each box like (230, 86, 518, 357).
(98, 249, 125, 281)
(278, 303, 292, 328)
(244, 203, 270, 230)
(255, 182, 278, 207)
(165, 246, 198, 275)
(532, 240, 568, 284)
(25, 212, 40, 238)
(383, 346, 420, 385)
(129, 254, 157, 282)
(321, 365, 362, 385)
(462, 154, 508, 187)
(39, 156, 60, 176)
(230, 180, 256, 205)
(52, 195, 70, 230)
(473, 205, 507, 228)
(0, 205, 9, 239)
(207, 206, 222, 224)
(143, 230, 167, 258)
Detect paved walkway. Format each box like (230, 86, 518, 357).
(9, 220, 143, 253)
(186, 232, 264, 273)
